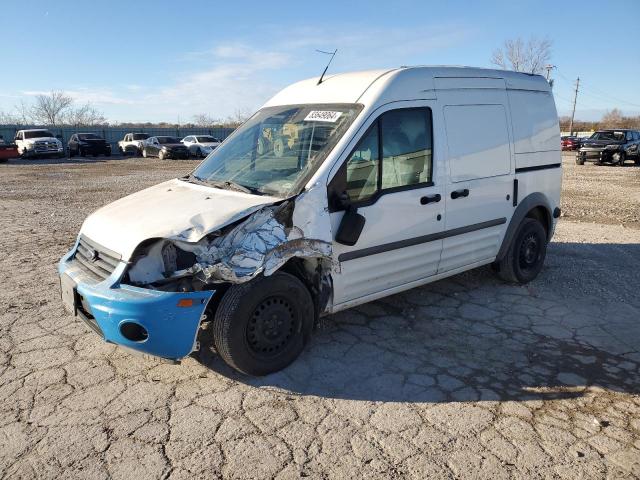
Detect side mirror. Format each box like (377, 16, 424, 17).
(335, 207, 366, 246)
(334, 192, 366, 246)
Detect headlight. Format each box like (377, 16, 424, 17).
(161, 146, 168, 151)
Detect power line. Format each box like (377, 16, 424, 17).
(555, 68, 640, 109)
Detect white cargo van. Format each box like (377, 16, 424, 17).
(58, 66, 561, 375)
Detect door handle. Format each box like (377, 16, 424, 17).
(451, 189, 469, 199)
(420, 194, 441, 205)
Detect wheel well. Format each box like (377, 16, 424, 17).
(525, 206, 551, 239)
(279, 257, 330, 327)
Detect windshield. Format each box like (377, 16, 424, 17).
(132, 133, 150, 140)
(25, 130, 54, 139)
(191, 104, 361, 197)
(157, 137, 180, 144)
(78, 133, 102, 140)
(590, 131, 625, 141)
(196, 136, 218, 143)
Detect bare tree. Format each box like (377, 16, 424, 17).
(491, 37, 552, 74)
(13, 100, 34, 125)
(192, 113, 219, 127)
(30, 90, 73, 125)
(0, 110, 18, 125)
(222, 108, 252, 127)
(601, 108, 625, 128)
(65, 103, 107, 126)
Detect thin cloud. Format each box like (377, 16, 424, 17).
(11, 22, 477, 122)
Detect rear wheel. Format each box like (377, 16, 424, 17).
(212, 272, 313, 376)
(495, 218, 547, 284)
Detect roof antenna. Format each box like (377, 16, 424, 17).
(316, 49, 337, 85)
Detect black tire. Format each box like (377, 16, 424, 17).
(495, 218, 547, 284)
(142, 148, 148, 158)
(78, 148, 84, 157)
(68, 148, 75, 158)
(212, 272, 313, 376)
(575, 156, 584, 165)
(614, 151, 625, 166)
(159, 150, 165, 160)
(105, 150, 111, 157)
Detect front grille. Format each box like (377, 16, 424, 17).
(72, 235, 121, 281)
(34, 142, 59, 152)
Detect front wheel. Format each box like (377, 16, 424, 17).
(159, 150, 165, 160)
(212, 272, 314, 376)
(613, 151, 625, 166)
(142, 148, 148, 158)
(494, 218, 547, 284)
(575, 156, 584, 165)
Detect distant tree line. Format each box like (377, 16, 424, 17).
(0, 90, 252, 128)
(560, 109, 640, 132)
(0, 91, 107, 126)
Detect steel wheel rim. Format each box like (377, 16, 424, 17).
(246, 296, 298, 357)
(519, 233, 539, 271)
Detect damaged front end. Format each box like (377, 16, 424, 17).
(124, 200, 333, 292)
(59, 199, 335, 362)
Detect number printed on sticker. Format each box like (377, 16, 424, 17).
(304, 111, 343, 122)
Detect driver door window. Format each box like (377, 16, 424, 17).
(330, 107, 433, 210)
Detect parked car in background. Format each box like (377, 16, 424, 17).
(561, 136, 581, 151)
(142, 136, 190, 159)
(0, 135, 19, 162)
(14, 129, 65, 158)
(68, 133, 112, 157)
(118, 133, 150, 155)
(576, 129, 640, 166)
(181, 135, 221, 157)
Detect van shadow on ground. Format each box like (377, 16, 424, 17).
(196, 242, 640, 404)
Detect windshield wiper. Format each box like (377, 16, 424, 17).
(215, 180, 267, 195)
(181, 174, 261, 195)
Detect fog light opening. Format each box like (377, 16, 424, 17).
(120, 322, 149, 342)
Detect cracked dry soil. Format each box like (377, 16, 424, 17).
(0, 154, 639, 479)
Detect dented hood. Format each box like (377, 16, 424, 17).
(80, 178, 280, 260)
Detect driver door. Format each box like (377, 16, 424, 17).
(329, 104, 445, 306)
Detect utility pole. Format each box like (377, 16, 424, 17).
(544, 64, 555, 81)
(569, 77, 580, 136)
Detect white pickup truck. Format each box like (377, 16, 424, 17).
(14, 129, 65, 158)
(117, 133, 150, 155)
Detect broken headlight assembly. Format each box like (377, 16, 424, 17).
(125, 240, 200, 291)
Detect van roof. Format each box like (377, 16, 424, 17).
(264, 66, 551, 108)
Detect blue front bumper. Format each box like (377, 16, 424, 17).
(58, 249, 215, 360)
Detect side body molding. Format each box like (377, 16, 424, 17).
(496, 192, 553, 261)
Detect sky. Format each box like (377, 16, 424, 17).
(1, 0, 639, 123)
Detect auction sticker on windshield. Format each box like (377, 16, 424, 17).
(304, 111, 343, 122)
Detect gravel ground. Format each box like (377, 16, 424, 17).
(0, 153, 638, 479)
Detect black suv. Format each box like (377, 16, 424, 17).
(68, 133, 112, 157)
(576, 129, 640, 166)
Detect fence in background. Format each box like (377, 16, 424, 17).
(560, 131, 595, 137)
(0, 125, 236, 151)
